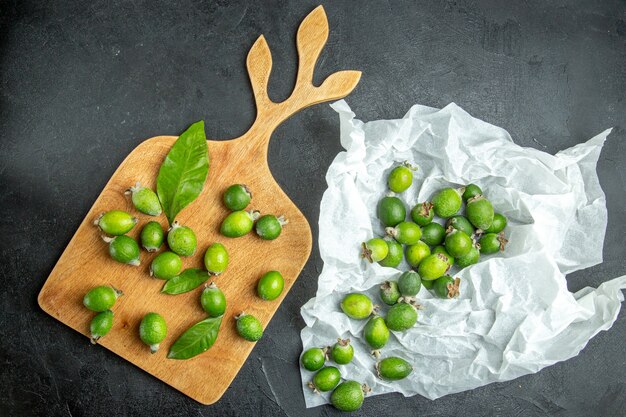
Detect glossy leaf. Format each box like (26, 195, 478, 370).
(157, 121, 209, 225)
(167, 316, 223, 360)
(161, 268, 209, 295)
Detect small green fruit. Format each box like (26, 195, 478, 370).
(422, 279, 434, 290)
(377, 196, 406, 227)
(331, 339, 354, 365)
(410, 202, 434, 226)
(301, 347, 327, 371)
(309, 366, 341, 392)
(485, 213, 507, 233)
(462, 183, 482, 201)
(432, 245, 454, 267)
(364, 316, 390, 350)
(376, 357, 413, 380)
(139, 312, 168, 353)
(456, 244, 480, 268)
(340, 293, 374, 319)
(94, 210, 137, 236)
(235, 313, 263, 342)
(361, 238, 389, 263)
(405, 241, 431, 268)
(444, 229, 473, 258)
(433, 276, 461, 299)
(379, 281, 401, 306)
(420, 222, 446, 246)
(140, 221, 164, 252)
(223, 184, 252, 211)
(446, 215, 475, 237)
(150, 251, 182, 280)
(203, 243, 229, 274)
(330, 381, 366, 412)
(257, 271, 284, 301)
(167, 222, 197, 256)
(397, 271, 422, 296)
(378, 237, 403, 268)
(387, 162, 415, 193)
(479, 232, 508, 254)
(386, 221, 422, 245)
(432, 188, 462, 218)
(385, 302, 418, 331)
(220, 210, 259, 238)
(255, 214, 287, 240)
(90, 310, 114, 344)
(126, 182, 162, 216)
(466, 195, 495, 230)
(83, 285, 122, 312)
(200, 282, 227, 317)
(104, 235, 140, 266)
(417, 253, 450, 280)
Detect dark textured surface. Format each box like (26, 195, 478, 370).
(1, 0, 625, 416)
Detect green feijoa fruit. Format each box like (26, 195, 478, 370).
(257, 271, 284, 301)
(444, 230, 472, 258)
(361, 238, 389, 263)
(255, 214, 287, 240)
(376, 357, 413, 381)
(378, 238, 403, 268)
(405, 241, 431, 268)
(140, 221, 164, 252)
(433, 276, 461, 299)
(385, 302, 418, 331)
(150, 251, 182, 280)
(301, 347, 327, 371)
(200, 282, 226, 318)
(309, 366, 341, 392)
(90, 310, 114, 344)
(94, 210, 137, 236)
(139, 312, 168, 353)
(432, 188, 462, 218)
(420, 222, 446, 246)
(432, 245, 454, 267)
(466, 195, 495, 230)
(387, 162, 415, 193)
(397, 271, 422, 296)
(446, 215, 475, 237)
(386, 221, 421, 245)
(83, 285, 122, 312)
(462, 183, 482, 201)
(331, 381, 366, 412)
(410, 202, 434, 226)
(377, 196, 406, 227)
(223, 184, 252, 211)
(422, 279, 434, 290)
(340, 293, 374, 320)
(235, 312, 263, 342)
(485, 213, 507, 233)
(331, 339, 354, 365)
(126, 182, 162, 216)
(479, 232, 508, 254)
(417, 253, 450, 281)
(379, 281, 401, 306)
(364, 316, 389, 350)
(104, 235, 140, 266)
(456, 245, 480, 268)
(167, 222, 197, 256)
(220, 210, 259, 238)
(204, 243, 229, 275)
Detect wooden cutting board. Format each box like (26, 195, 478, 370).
(37, 6, 360, 405)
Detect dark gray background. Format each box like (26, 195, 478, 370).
(1, 0, 625, 416)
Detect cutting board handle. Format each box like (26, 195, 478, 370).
(234, 5, 361, 153)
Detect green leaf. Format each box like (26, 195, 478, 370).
(161, 268, 209, 295)
(167, 316, 223, 360)
(157, 120, 209, 225)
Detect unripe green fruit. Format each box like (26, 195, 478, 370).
(257, 271, 284, 301)
(376, 357, 413, 380)
(310, 366, 341, 392)
(301, 347, 327, 371)
(485, 213, 507, 233)
(411, 202, 434, 226)
(417, 253, 450, 280)
(361, 238, 389, 263)
(223, 184, 252, 211)
(405, 241, 430, 268)
(432, 245, 454, 267)
(126, 182, 162, 216)
(105, 235, 140, 266)
(150, 251, 182, 279)
(377, 196, 406, 227)
(167, 222, 197, 256)
(387, 163, 415, 193)
(378, 238, 403, 268)
(200, 282, 227, 317)
(139, 312, 168, 353)
(140, 221, 164, 252)
(94, 210, 137, 236)
(385, 302, 418, 331)
(235, 312, 263, 342)
(446, 215, 475, 237)
(379, 281, 401, 305)
(397, 271, 421, 296)
(255, 214, 287, 240)
(479, 232, 508, 254)
(330, 381, 366, 412)
(331, 339, 354, 365)
(90, 310, 114, 344)
(83, 285, 122, 312)
(220, 210, 259, 238)
(340, 293, 374, 319)
(364, 316, 389, 350)
(386, 221, 422, 245)
(204, 243, 229, 274)
(432, 188, 462, 218)
(456, 245, 480, 268)
(420, 222, 446, 246)
(444, 229, 473, 258)
(466, 195, 495, 230)
(433, 276, 461, 299)
(462, 184, 482, 201)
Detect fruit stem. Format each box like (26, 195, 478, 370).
(447, 277, 461, 299)
(277, 215, 289, 226)
(371, 349, 381, 359)
(112, 287, 124, 298)
(498, 233, 509, 251)
(402, 160, 418, 171)
(150, 343, 160, 354)
(90, 334, 100, 344)
(361, 242, 373, 263)
(337, 338, 350, 347)
(385, 227, 397, 238)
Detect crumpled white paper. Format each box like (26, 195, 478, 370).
(299, 100, 626, 407)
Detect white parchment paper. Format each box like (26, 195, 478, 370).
(299, 100, 626, 407)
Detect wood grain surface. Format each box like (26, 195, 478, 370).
(37, 5, 360, 405)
